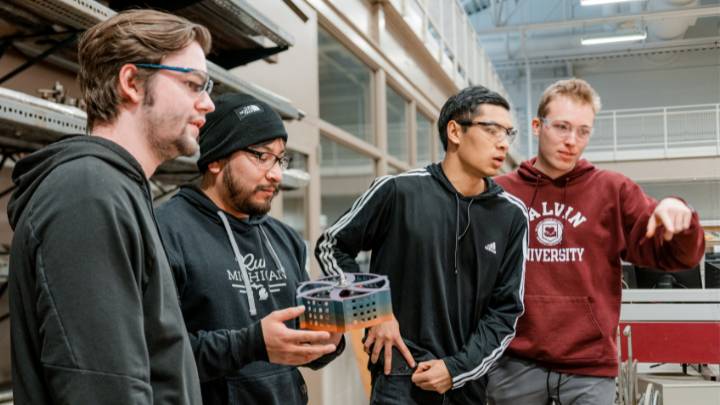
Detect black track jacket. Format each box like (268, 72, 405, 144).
(315, 163, 528, 403)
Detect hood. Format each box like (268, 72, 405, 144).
(427, 162, 503, 200)
(176, 186, 269, 233)
(8, 136, 146, 229)
(515, 158, 596, 233)
(517, 158, 595, 187)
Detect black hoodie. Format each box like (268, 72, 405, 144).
(155, 186, 344, 405)
(315, 164, 528, 404)
(7, 136, 201, 404)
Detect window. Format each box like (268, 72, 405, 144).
(416, 112, 433, 166)
(319, 136, 375, 225)
(282, 151, 309, 238)
(318, 27, 373, 143)
(387, 86, 408, 162)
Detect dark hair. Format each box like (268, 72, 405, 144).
(437, 85, 510, 150)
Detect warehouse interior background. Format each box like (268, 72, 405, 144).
(0, 0, 718, 403)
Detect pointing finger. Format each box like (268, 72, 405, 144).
(646, 214, 657, 238)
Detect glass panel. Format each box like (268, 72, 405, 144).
(416, 112, 433, 167)
(319, 136, 375, 226)
(387, 86, 408, 162)
(320, 137, 376, 273)
(318, 27, 373, 143)
(406, 0, 425, 37)
(282, 150, 309, 238)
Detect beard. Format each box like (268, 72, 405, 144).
(222, 164, 278, 217)
(142, 81, 199, 161)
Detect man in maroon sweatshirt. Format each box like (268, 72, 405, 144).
(488, 78, 705, 405)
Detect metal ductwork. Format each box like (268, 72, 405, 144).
(461, 0, 490, 15)
(647, 0, 699, 40)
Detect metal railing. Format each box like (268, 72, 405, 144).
(387, 0, 509, 100)
(585, 103, 720, 162)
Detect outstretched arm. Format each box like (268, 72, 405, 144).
(621, 181, 704, 269)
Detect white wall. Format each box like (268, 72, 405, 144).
(575, 49, 720, 110)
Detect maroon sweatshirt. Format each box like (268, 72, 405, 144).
(495, 158, 705, 377)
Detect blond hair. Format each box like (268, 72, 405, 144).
(536, 78, 602, 118)
(78, 9, 212, 128)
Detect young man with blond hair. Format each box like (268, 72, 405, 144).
(8, 10, 215, 404)
(488, 78, 705, 404)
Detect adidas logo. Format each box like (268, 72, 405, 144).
(484, 242, 496, 254)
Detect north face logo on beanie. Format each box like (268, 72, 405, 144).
(235, 104, 263, 122)
(197, 93, 288, 171)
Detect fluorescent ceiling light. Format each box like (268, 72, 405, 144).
(581, 0, 644, 5)
(581, 30, 647, 45)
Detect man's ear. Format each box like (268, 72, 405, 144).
(446, 120, 464, 148)
(207, 160, 224, 175)
(531, 117, 542, 138)
(117, 64, 144, 104)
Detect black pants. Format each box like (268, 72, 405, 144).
(369, 372, 447, 405)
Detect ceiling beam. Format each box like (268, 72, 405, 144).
(492, 36, 720, 67)
(473, 4, 720, 35)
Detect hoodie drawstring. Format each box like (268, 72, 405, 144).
(559, 178, 570, 250)
(545, 370, 563, 405)
(458, 199, 475, 239)
(453, 195, 475, 274)
(218, 210, 257, 316)
(529, 175, 541, 210)
(259, 225, 285, 274)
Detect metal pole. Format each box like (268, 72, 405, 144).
(524, 32, 533, 157)
(716, 103, 719, 155)
(663, 107, 668, 158)
(613, 111, 618, 161)
(0, 33, 78, 85)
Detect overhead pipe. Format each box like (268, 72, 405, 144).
(646, 0, 699, 40)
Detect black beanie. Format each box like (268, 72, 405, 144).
(197, 93, 288, 171)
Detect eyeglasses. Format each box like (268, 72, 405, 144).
(134, 63, 213, 96)
(540, 117, 593, 141)
(243, 148, 290, 171)
(456, 120, 518, 144)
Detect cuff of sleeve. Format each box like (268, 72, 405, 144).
(441, 356, 461, 388)
(251, 320, 269, 362)
(231, 321, 268, 364)
(335, 335, 347, 355)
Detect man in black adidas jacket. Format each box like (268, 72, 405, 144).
(156, 93, 344, 405)
(316, 85, 528, 404)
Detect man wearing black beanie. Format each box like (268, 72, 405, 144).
(156, 93, 344, 405)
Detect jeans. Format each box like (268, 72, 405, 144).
(369, 372, 447, 405)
